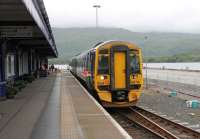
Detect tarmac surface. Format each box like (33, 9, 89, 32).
(31, 74, 61, 139)
(0, 74, 56, 139)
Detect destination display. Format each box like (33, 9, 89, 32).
(0, 26, 33, 37)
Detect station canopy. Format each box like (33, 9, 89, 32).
(0, 0, 58, 57)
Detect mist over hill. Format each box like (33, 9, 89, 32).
(51, 27, 200, 63)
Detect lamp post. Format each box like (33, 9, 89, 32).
(145, 62, 148, 89)
(93, 5, 101, 28)
(144, 36, 148, 89)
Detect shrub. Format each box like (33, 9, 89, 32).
(13, 80, 27, 90)
(23, 74, 35, 83)
(6, 85, 17, 99)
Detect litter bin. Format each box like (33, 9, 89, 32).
(0, 81, 6, 98)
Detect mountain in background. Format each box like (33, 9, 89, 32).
(51, 27, 200, 63)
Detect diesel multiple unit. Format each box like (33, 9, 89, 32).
(70, 40, 143, 107)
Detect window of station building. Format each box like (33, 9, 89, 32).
(98, 54, 109, 74)
(6, 54, 15, 78)
(8, 56, 12, 74)
(130, 53, 140, 74)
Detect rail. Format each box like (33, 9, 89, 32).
(118, 106, 200, 139)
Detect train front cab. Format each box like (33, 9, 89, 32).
(94, 42, 143, 107)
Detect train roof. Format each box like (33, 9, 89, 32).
(72, 40, 140, 59)
(93, 40, 139, 49)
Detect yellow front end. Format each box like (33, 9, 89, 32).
(94, 41, 143, 107)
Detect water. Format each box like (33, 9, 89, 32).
(145, 62, 200, 71)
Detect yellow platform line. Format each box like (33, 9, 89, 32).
(60, 74, 84, 139)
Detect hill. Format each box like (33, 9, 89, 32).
(51, 27, 200, 63)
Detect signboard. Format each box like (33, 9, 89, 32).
(0, 26, 33, 37)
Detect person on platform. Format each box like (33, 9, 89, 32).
(50, 64, 55, 72)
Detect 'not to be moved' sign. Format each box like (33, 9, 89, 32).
(0, 26, 33, 38)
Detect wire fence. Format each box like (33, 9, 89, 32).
(143, 69, 200, 87)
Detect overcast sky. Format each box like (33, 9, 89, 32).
(43, 0, 200, 33)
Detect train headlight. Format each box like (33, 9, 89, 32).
(100, 75, 105, 80)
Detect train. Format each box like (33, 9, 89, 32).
(70, 40, 143, 107)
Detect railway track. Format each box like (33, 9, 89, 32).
(118, 106, 200, 139)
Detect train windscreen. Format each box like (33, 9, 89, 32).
(98, 55, 109, 74)
(130, 54, 140, 74)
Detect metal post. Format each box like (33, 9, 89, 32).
(93, 5, 101, 28)
(96, 7, 98, 27)
(144, 36, 148, 89)
(145, 63, 148, 89)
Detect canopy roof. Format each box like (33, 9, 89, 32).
(0, 0, 58, 57)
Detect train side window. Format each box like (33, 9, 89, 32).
(130, 54, 140, 74)
(98, 55, 109, 74)
(86, 54, 90, 71)
(90, 52, 95, 76)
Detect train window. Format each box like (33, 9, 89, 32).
(130, 54, 140, 73)
(98, 55, 109, 74)
(87, 54, 91, 71)
(90, 52, 95, 76)
(99, 49, 108, 54)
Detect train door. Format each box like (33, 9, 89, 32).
(110, 46, 130, 91)
(114, 52, 126, 89)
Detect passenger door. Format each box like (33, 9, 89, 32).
(114, 52, 126, 89)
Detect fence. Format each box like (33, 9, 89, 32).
(143, 69, 200, 87)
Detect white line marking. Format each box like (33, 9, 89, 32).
(195, 129, 200, 133)
(172, 120, 181, 122)
(178, 122, 189, 125)
(160, 114, 167, 117)
(78, 114, 106, 117)
(149, 110, 155, 113)
(145, 108, 153, 111)
(157, 112, 163, 115)
(167, 117, 174, 120)
(186, 124, 200, 128)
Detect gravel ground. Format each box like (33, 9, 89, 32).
(138, 80, 200, 130)
(148, 79, 200, 99)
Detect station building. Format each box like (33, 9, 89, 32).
(0, 0, 58, 98)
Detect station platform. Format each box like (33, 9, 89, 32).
(0, 72, 131, 139)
